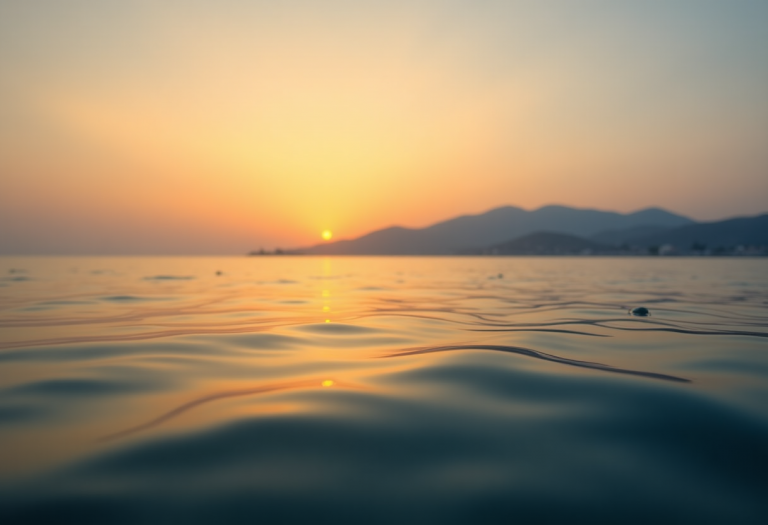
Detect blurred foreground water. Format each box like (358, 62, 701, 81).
(0, 256, 766, 524)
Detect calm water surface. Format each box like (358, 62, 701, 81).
(0, 257, 766, 524)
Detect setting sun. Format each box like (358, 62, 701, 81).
(322, 230, 333, 241)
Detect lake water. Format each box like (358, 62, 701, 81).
(0, 256, 766, 524)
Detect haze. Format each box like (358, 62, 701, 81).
(1, 0, 767, 254)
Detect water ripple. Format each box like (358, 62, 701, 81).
(98, 379, 337, 442)
(383, 344, 691, 383)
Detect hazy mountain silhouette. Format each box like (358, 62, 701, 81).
(590, 225, 672, 246)
(293, 205, 693, 255)
(463, 231, 620, 255)
(465, 215, 768, 255)
(624, 214, 768, 249)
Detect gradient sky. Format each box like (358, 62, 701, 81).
(1, 0, 767, 254)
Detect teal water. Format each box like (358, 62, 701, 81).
(0, 257, 766, 524)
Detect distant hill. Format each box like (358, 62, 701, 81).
(625, 214, 768, 250)
(463, 231, 619, 255)
(590, 225, 672, 246)
(293, 205, 694, 255)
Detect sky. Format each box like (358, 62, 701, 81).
(1, 0, 767, 254)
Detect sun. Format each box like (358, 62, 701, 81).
(322, 230, 333, 241)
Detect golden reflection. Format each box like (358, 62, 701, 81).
(321, 258, 332, 323)
(98, 377, 367, 443)
(99, 378, 326, 442)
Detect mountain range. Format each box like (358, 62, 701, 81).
(619, 214, 768, 249)
(280, 205, 767, 256)
(290, 205, 689, 255)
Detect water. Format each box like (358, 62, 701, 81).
(0, 256, 766, 524)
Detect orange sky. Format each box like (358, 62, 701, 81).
(1, 0, 767, 254)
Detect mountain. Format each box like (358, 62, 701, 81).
(625, 214, 768, 250)
(590, 225, 672, 246)
(293, 205, 694, 255)
(463, 231, 620, 255)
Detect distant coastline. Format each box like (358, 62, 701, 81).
(249, 205, 768, 257)
(248, 252, 767, 257)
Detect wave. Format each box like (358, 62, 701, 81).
(382, 344, 690, 383)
